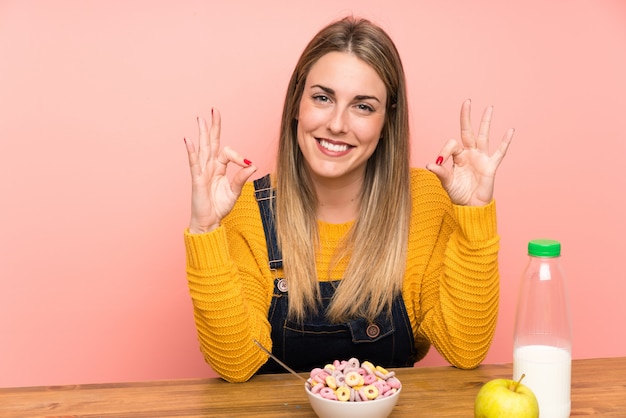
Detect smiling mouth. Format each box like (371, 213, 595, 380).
(318, 138, 352, 153)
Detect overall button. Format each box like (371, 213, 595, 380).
(277, 279, 288, 293)
(366, 323, 380, 339)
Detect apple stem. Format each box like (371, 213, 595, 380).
(513, 373, 526, 393)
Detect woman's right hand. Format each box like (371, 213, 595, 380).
(184, 108, 257, 234)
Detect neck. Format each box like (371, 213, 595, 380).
(311, 174, 363, 224)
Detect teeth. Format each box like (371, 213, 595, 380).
(319, 139, 349, 152)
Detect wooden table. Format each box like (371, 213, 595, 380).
(1, 357, 625, 417)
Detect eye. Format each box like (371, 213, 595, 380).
(356, 103, 375, 113)
(313, 94, 330, 103)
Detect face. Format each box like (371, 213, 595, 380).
(296, 51, 387, 184)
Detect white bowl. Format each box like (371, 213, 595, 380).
(305, 383, 401, 418)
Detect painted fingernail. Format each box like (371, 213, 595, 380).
(436, 156, 444, 165)
(244, 159, 252, 166)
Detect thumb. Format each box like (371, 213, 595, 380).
(426, 163, 450, 187)
(230, 165, 258, 196)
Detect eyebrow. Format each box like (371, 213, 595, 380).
(311, 84, 381, 103)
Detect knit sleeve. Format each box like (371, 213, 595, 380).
(184, 182, 274, 382)
(408, 169, 499, 369)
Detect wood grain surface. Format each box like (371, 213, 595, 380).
(1, 357, 624, 417)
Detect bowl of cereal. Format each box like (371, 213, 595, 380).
(304, 358, 402, 418)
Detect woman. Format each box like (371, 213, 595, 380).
(183, 16, 513, 383)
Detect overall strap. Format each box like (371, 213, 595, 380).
(253, 174, 283, 270)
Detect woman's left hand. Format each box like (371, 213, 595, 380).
(426, 99, 514, 206)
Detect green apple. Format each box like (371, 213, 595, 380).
(474, 374, 539, 418)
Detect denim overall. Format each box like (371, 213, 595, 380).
(254, 175, 417, 374)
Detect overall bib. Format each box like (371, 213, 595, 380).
(254, 175, 417, 374)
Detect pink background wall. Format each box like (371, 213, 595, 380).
(1, 0, 625, 388)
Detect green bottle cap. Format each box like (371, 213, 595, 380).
(528, 239, 561, 257)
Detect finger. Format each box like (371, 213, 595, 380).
(490, 128, 515, 166)
(209, 108, 222, 164)
(459, 99, 475, 148)
(434, 138, 463, 166)
(476, 105, 493, 151)
(183, 136, 195, 154)
(217, 145, 253, 169)
(183, 137, 201, 176)
(197, 115, 211, 164)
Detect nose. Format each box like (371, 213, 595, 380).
(327, 106, 349, 134)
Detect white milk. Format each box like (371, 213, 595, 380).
(513, 345, 571, 418)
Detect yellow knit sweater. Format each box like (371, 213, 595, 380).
(185, 168, 499, 382)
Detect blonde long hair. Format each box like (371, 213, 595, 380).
(275, 17, 411, 323)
